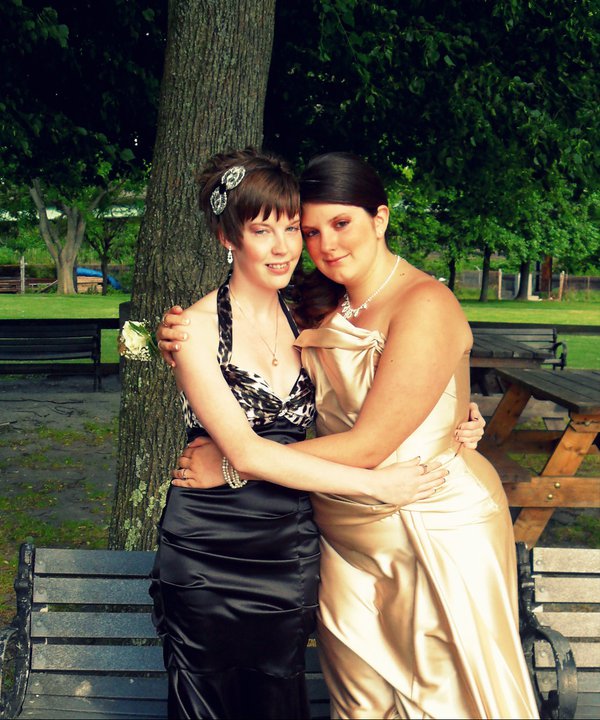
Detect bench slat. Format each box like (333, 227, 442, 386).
(31, 644, 164, 672)
(535, 611, 600, 638)
(34, 548, 154, 576)
(534, 640, 600, 668)
(536, 669, 600, 694)
(22, 695, 165, 718)
(0, 325, 102, 338)
(26, 673, 167, 700)
(31, 612, 157, 639)
(533, 547, 600, 574)
(33, 577, 152, 605)
(534, 576, 600, 603)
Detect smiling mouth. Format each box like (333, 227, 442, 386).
(267, 262, 290, 270)
(323, 255, 349, 265)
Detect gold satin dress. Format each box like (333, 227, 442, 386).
(295, 314, 539, 720)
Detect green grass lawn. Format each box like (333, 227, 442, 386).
(0, 293, 598, 367)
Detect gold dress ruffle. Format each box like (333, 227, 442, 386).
(295, 314, 539, 720)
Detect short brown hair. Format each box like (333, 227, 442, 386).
(198, 148, 300, 248)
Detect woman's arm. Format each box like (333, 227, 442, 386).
(174, 302, 447, 503)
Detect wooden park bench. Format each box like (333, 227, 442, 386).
(471, 322, 568, 370)
(518, 543, 600, 720)
(1, 543, 594, 719)
(0, 543, 330, 720)
(0, 320, 102, 391)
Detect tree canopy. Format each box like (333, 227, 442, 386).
(0, 0, 165, 188)
(266, 0, 600, 292)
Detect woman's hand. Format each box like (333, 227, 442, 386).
(171, 437, 225, 488)
(455, 401, 486, 449)
(372, 457, 448, 506)
(156, 305, 190, 367)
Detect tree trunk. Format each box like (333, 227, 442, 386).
(29, 180, 106, 294)
(447, 257, 456, 292)
(516, 259, 531, 300)
(478, 245, 492, 302)
(540, 255, 553, 297)
(101, 256, 109, 296)
(110, 0, 277, 550)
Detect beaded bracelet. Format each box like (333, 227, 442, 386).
(221, 456, 247, 489)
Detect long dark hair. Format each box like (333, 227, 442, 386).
(293, 152, 388, 328)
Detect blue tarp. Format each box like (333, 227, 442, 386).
(76, 267, 121, 289)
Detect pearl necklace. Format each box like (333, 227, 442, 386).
(340, 256, 401, 320)
(230, 289, 280, 366)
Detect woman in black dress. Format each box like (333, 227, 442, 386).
(150, 149, 448, 720)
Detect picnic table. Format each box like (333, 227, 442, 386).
(483, 368, 600, 546)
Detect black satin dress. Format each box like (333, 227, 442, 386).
(151, 281, 320, 720)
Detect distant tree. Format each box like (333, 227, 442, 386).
(110, 0, 277, 550)
(0, 1, 165, 292)
(85, 184, 144, 294)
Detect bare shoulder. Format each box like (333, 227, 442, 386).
(391, 270, 470, 340)
(181, 289, 219, 336)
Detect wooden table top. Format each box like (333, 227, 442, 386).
(496, 368, 600, 415)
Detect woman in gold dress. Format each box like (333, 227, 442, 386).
(158, 152, 537, 719)
(291, 152, 538, 719)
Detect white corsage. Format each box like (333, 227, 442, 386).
(118, 320, 158, 361)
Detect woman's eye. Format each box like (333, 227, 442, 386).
(302, 229, 317, 238)
(287, 225, 300, 233)
(336, 220, 349, 229)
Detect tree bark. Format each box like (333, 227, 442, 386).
(515, 259, 531, 300)
(478, 245, 492, 302)
(110, 0, 277, 550)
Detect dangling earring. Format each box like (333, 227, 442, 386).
(227, 245, 233, 264)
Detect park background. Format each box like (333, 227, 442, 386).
(0, 1, 599, 622)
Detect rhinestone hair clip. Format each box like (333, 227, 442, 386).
(209, 166, 246, 216)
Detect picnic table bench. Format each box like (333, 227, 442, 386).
(1, 542, 594, 719)
(0, 320, 103, 391)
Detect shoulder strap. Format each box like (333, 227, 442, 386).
(216, 280, 232, 364)
(279, 293, 301, 338)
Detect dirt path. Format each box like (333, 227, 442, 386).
(1, 374, 120, 523)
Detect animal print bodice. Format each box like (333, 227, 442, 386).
(180, 280, 316, 439)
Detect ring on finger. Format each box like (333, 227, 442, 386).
(420, 463, 428, 474)
(182, 468, 187, 480)
(161, 315, 169, 327)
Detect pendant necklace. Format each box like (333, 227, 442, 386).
(341, 255, 401, 320)
(230, 289, 280, 366)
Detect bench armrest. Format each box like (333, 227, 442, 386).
(553, 340, 567, 369)
(0, 623, 29, 720)
(517, 543, 577, 720)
